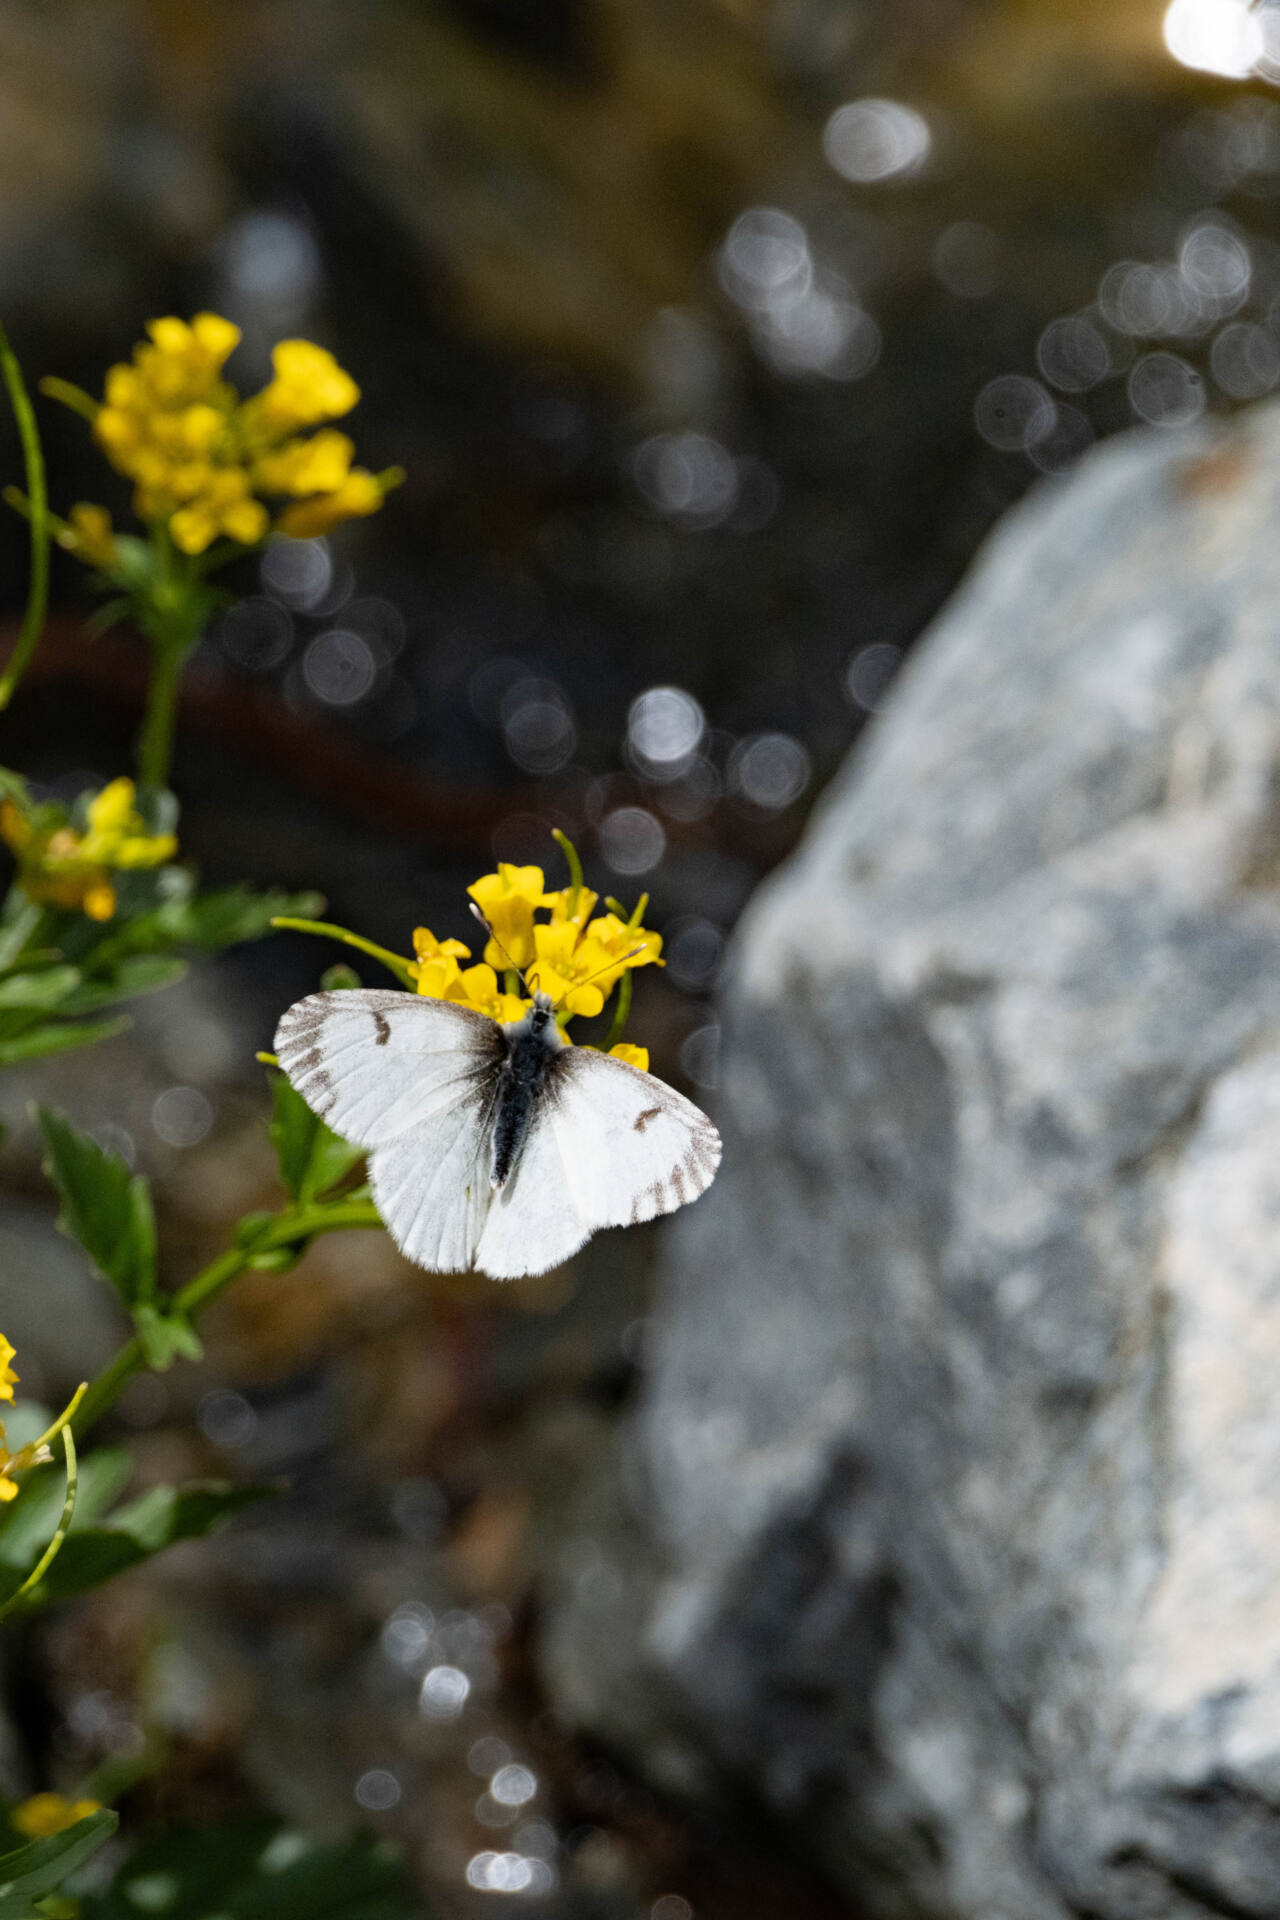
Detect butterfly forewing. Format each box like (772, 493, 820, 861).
(274, 990, 502, 1147)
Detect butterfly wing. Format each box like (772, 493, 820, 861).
(274, 989, 501, 1146)
(275, 989, 505, 1273)
(473, 1048, 721, 1280)
(366, 1094, 498, 1274)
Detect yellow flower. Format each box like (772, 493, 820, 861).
(58, 503, 118, 571)
(467, 866, 549, 972)
(542, 885, 599, 929)
(254, 429, 354, 498)
(0, 1335, 16, 1405)
(609, 1043, 650, 1071)
(275, 469, 385, 539)
(80, 779, 177, 869)
(410, 927, 470, 999)
(448, 963, 529, 1025)
(584, 910, 663, 989)
(11, 1794, 102, 1840)
(0, 1335, 24, 1502)
(1, 779, 176, 920)
(84, 316, 389, 557)
(247, 340, 359, 433)
(529, 922, 616, 1018)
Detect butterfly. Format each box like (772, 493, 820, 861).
(273, 983, 721, 1279)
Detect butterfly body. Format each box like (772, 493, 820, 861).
(491, 992, 565, 1188)
(274, 987, 720, 1279)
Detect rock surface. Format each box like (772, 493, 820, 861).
(541, 402, 1280, 1918)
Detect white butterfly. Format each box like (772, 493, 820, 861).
(274, 985, 721, 1279)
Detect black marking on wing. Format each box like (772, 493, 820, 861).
(634, 1106, 661, 1133)
(373, 1011, 392, 1046)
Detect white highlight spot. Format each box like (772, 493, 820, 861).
(420, 1664, 470, 1719)
(823, 99, 931, 182)
(1164, 0, 1263, 76)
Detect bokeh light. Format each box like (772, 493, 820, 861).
(1164, 0, 1264, 76)
(823, 99, 932, 182)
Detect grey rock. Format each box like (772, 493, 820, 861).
(542, 403, 1280, 1918)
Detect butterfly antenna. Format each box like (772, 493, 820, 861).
(469, 903, 532, 992)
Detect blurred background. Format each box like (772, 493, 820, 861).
(0, 0, 1277, 1912)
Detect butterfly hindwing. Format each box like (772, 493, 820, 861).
(274, 989, 501, 1148)
(367, 1091, 498, 1274)
(471, 1047, 722, 1279)
(547, 1047, 721, 1230)
(473, 1100, 594, 1280)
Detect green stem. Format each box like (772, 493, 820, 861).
(552, 828, 584, 917)
(37, 375, 99, 423)
(270, 917, 417, 989)
(0, 322, 50, 711)
(602, 967, 632, 1049)
(72, 1198, 382, 1438)
(0, 1423, 77, 1622)
(137, 638, 185, 789)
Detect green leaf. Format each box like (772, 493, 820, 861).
(57, 955, 187, 1015)
(0, 1481, 273, 1608)
(0, 966, 80, 1010)
(167, 887, 325, 954)
(132, 1305, 202, 1371)
(319, 963, 361, 991)
(0, 1016, 129, 1065)
(0, 901, 41, 971)
(81, 1820, 415, 1920)
(268, 1073, 363, 1205)
(0, 1811, 118, 1899)
(36, 1108, 157, 1308)
(0, 1446, 131, 1568)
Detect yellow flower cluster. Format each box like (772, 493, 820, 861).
(11, 1794, 103, 1840)
(408, 862, 662, 1069)
(90, 314, 393, 556)
(0, 777, 177, 921)
(0, 1334, 22, 1502)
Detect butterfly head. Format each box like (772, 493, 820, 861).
(530, 989, 556, 1032)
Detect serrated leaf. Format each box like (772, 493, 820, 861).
(268, 1073, 363, 1204)
(0, 1811, 118, 1899)
(0, 1481, 273, 1608)
(0, 1016, 130, 1065)
(36, 1108, 156, 1308)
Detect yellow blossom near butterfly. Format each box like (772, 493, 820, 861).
(11, 1794, 103, 1840)
(466, 865, 551, 972)
(409, 927, 471, 999)
(607, 1043, 649, 1071)
(70, 314, 400, 556)
(448, 963, 529, 1025)
(542, 884, 599, 928)
(0, 777, 176, 921)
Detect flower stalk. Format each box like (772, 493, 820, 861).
(0, 321, 50, 712)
